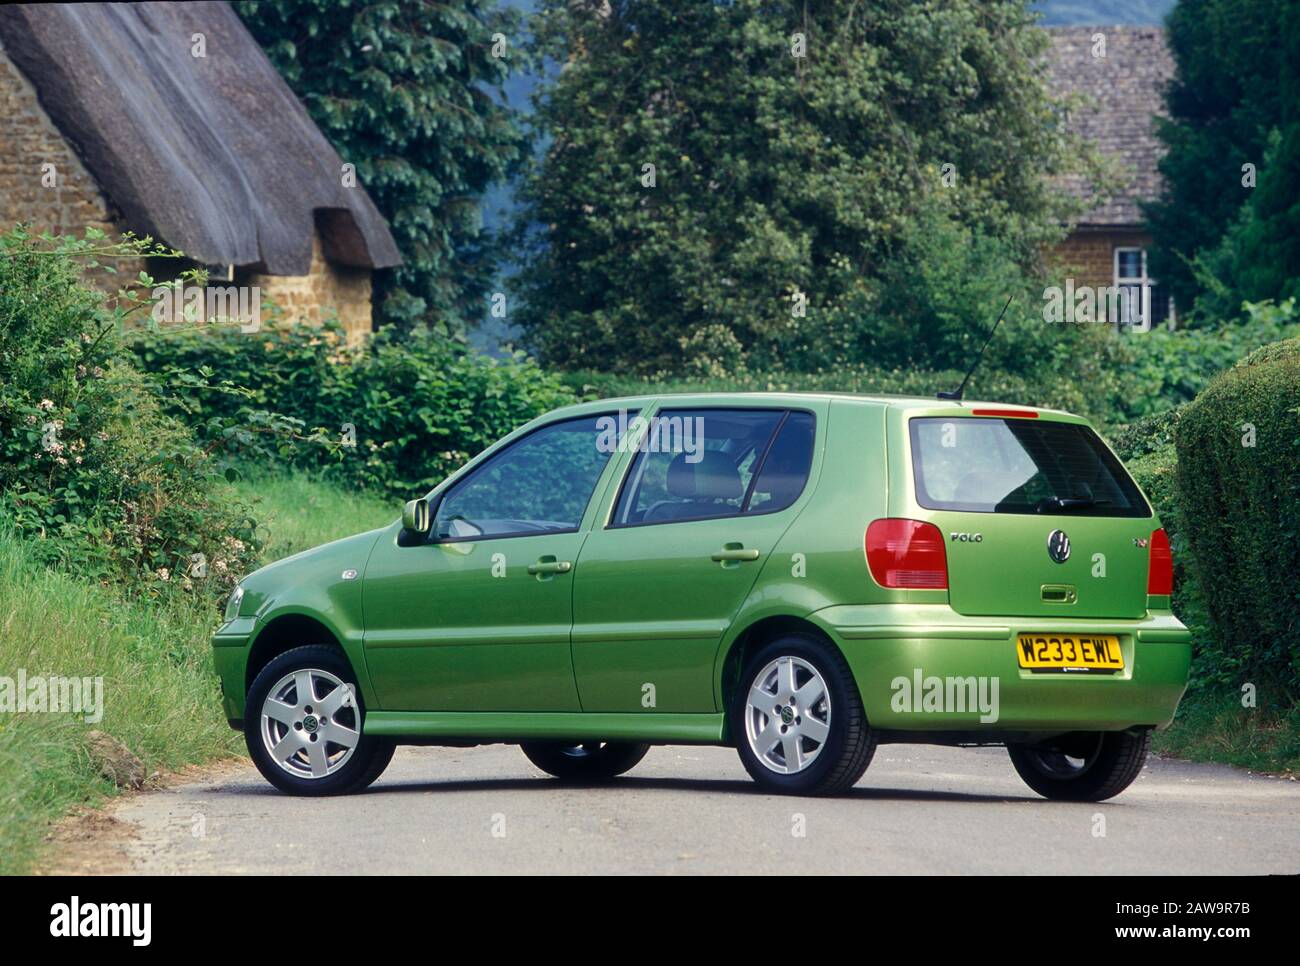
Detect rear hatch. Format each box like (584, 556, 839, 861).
(906, 413, 1154, 619)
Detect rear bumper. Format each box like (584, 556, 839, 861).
(811, 604, 1191, 733)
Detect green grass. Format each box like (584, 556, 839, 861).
(0, 472, 391, 875)
(231, 469, 396, 561)
(1152, 688, 1300, 775)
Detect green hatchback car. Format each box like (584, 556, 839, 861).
(214, 393, 1191, 799)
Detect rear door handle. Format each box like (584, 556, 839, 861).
(711, 546, 760, 563)
(527, 557, 573, 576)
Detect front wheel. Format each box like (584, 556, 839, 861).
(520, 741, 649, 782)
(731, 633, 876, 795)
(245, 645, 395, 796)
(1008, 730, 1151, 801)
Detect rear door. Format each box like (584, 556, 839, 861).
(903, 413, 1153, 619)
(571, 405, 822, 712)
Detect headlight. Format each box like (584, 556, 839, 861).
(224, 585, 245, 622)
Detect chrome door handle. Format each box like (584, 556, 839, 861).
(711, 547, 760, 563)
(527, 559, 573, 575)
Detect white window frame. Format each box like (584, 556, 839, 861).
(1113, 247, 1176, 330)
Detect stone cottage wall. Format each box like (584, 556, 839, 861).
(0, 39, 145, 292)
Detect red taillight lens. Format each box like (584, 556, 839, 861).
(1147, 527, 1172, 595)
(866, 519, 949, 589)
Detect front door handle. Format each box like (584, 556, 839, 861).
(711, 545, 760, 563)
(527, 557, 573, 576)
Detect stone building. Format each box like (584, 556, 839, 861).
(1044, 26, 1177, 328)
(0, 2, 401, 342)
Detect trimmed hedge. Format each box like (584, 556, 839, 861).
(1175, 338, 1300, 691)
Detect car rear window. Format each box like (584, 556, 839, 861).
(909, 417, 1150, 517)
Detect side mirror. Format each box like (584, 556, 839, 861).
(401, 499, 431, 537)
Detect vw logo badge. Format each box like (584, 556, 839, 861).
(1047, 529, 1071, 564)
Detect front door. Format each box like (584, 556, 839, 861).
(572, 407, 821, 712)
(363, 413, 621, 711)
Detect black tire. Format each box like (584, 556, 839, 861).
(520, 741, 650, 782)
(245, 645, 395, 796)
(731, 633, 876, 796)
(1008, 729, 1151, 802)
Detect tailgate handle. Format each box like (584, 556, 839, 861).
(1041, 584, 1077, 604)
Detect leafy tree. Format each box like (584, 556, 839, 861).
(1143, 0, 1296, 312)
(238, 0, 531, 334)
(514, 0, 1093, 374)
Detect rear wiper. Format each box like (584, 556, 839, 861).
(1034, 496, 1112, 513)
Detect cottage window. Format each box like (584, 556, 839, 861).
(1113, 247, 1175, 330)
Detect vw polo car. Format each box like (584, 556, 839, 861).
(214, 393, 1191, 799)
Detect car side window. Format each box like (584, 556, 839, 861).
(612, 408, 787, 527)
(745, 411, 816, 514)
(433, 414, 618, 541)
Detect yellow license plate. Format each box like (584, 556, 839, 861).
(1016, 633, 1124, 671)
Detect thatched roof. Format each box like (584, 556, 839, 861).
(0, 1, 401, 274)
(1044, 26, 1174, 228)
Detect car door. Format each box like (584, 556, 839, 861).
(362, 413, 624, 712)
(571, 405, 822, 713)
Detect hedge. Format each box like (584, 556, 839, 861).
(1175, 338, 1300, 692)
(128, 323, 579, 500)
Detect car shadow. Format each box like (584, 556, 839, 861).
(334, 774, 1043, 804)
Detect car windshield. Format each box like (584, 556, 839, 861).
(909, 417, 1150, 517)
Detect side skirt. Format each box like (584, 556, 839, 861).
(365, 711, 727, 745)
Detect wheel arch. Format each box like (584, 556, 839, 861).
(716, 614, 853, 728)
(246, 612, 350, 694)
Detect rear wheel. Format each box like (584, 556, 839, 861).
(520, 741, 650, 782)
(731, 633, 876, 795)
(245, 645, 395, 796)
(1008, 729, 1151, 801)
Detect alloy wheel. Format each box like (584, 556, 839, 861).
(744, 656, 832, 775)
(259, 668, 360, 779)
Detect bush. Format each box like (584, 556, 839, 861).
(1174, 337, 1300, 692)
(127, 323, 578, 499)
(1118, 298, 1300, 419)
(0, 230, 260, 596)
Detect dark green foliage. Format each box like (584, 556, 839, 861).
(1174, 338, 1300, 692)
(0, 229, 261, 595)
(516, 0, 1092, 375)
(1144, 0, 1298, 313)
(1119, 298, 1300, 418)
(127, 323, 578, 500)
(237, 0, 530, 333)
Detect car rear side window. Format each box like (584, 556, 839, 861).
(909, 417, 1150, 517)
(612, 408, 813, 527)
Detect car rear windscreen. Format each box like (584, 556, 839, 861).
(909, 417, 1150, 517)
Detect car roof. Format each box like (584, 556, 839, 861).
(546, 391, 1082, 422)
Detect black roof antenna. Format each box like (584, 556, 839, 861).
(936, 294, 1014, 402)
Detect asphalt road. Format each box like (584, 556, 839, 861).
(76, 744, 1299, 875)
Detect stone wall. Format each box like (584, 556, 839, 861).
(0, 40, 144, 291)
(246, 236, 373, 344)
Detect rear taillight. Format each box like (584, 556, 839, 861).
(1147, 527, 1173, 595)
(866, 519, 948, 589)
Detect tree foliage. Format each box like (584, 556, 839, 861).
(238, 0, 530, 334)
(1143, 0, 1298, 313)
(514, 0, 1092, 374)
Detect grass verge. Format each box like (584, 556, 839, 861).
(1152, 687, 1300, 775)
(0, 472, 392, 875)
